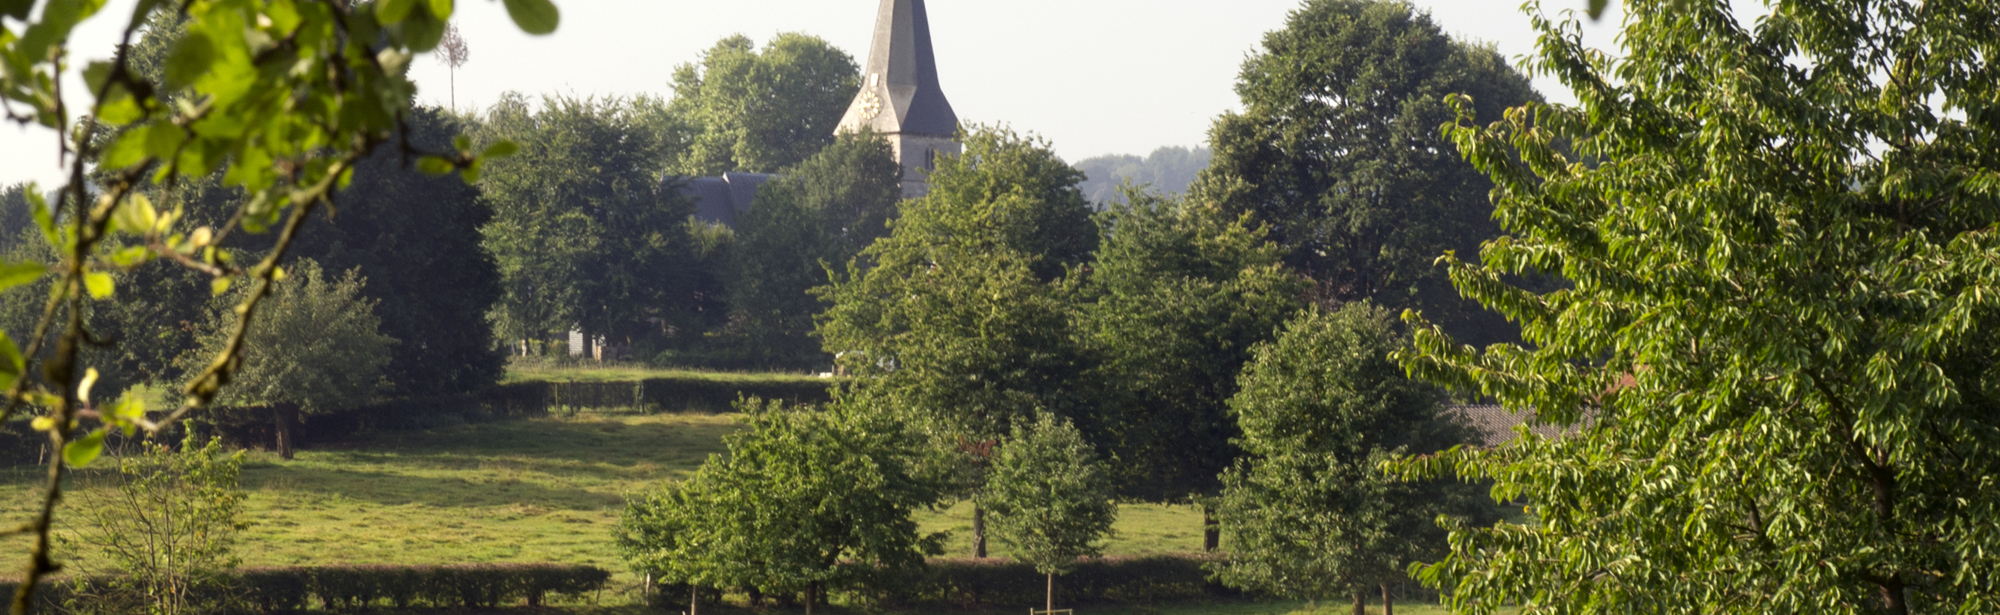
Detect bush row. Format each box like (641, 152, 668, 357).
(878, 555, 1235, 608)
(1, 376, 840, 463)
(2, 563, 610, 614)
(640, 555, 1237, 610)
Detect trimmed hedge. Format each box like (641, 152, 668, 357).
(869, 555, 1235, 608)
(1, 563, 609, 614)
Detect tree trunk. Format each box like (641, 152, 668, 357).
(689, 586, 698, 615)
(1202, 505, 1220, 552)
(805, 582, 816, 615)
(1046, 572, 1054, 613)
(1352, 590, 1366, 615)
(274, 405, 299, 460)
(1382, 584, 1393, 615)
(973, 504, 988, 558)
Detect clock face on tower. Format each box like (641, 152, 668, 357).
(858, 89, 884, 121)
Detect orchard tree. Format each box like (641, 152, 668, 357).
(1082, 189, 1303, 547)
(182, 260, 395, 459)
(817, 126, 1097, 557)
(670, 33, 860, 175)
(722, 130, 900, 369)
(0, 1, 559, 607)
(1395, 1, 2000, 613)
(1199, 0, 1540, 347)
(618, 399, 942, 614)
(985, 413, 1118, 613)
(1213, 303, 1486, 614)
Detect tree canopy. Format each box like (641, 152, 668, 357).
(1083, 190, 1303, 504)
(670, 33, 860, 176)
(1200, 0, 1540, 347)
(720, 131, 901, 369)
(1212, 303, 1485, 605)
(1397, 0, 2000, 613)
(478, 94, 702, 351)
(619, 400, 942, 612)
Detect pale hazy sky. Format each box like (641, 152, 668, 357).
(0, 0, 1628, 188)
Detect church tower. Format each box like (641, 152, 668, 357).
(837, 0, 960, 199)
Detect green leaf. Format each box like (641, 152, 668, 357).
(501, 0, 560, 35)
(428, 0, 454, 20)
(211, 277, 234, 296)
(114, 193, 159, 235)
(1587, 0, 1610, 19)
(0, 333, 23, 391)
(84, 271, 114, 299)
(453, 134, 472, 152)
(376, 0, 418, 24)
(64, 431, 106, 467)
(482, 140, 519, 158)
(401, 8, 447, 52)
(417, 156, 455, 175)
(0, 262, 45, 290)
(164, 31, 216, 89)
(27, 187, 59, 248)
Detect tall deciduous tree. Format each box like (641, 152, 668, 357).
(618, 400, 942, 614)
(1200, 0, 1539, 347)
(721, 131, 900, 369)
(670, 34, 859, 175)
(1082, 189, 1303, 545)
(1212, 303, 1485, 613)
(1396, 1, 2000, 613)
(817, 126, 1098, 556)
(478, 94, 702, 354)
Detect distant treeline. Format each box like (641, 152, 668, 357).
(1073, 146, 1213, 206)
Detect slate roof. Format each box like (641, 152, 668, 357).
(673, 172, 776, 227)
(1446, 404, 1576, 446)
(839, 0, 959, 137)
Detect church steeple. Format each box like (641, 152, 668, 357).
(839, 0, 961, 198)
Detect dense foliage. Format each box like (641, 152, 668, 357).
(669, 33, 861, 176)
(619, 400, 941, 612)
(1212, 303, 1485, 605)
(1396, 0, 2000, 613)
(478, 94, 704, 354)
(1083, 191, 1303, 504)
(1200, 0, 1540, 346)
(719, 131, 901, 369)
(985, 413, 1118, 576)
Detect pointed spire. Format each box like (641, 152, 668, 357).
(838, 0, 958, 137)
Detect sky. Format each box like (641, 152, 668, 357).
(0, 0, 1628, 188)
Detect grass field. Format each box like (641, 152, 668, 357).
(2, 410, 1221, 602)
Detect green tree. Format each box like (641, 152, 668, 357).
(478, 94, 702, 354)
(1199, 0, 1540, 347)
(817, 126, 1098, 556)
(0, 0, 559, 608)
(1396, 1, 2000, 613)
(670, 34, 860, 175)
(183, 260, 395, 459)
(1082, 189, 1304, 546)
(618, 400, 942, 614)
(1212, 303, 1486, 613)
(721, 131, 900, 369)
(984, 412, 1118, 613)
(69, 434, 245, 615)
